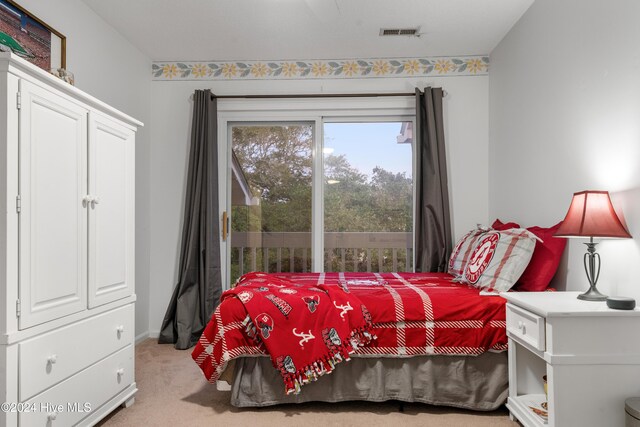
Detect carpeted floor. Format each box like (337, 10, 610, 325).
(97, 339, 519, 427)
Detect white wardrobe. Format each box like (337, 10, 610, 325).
(0, 52, 141, 426)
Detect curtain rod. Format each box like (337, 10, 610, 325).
(215, 92, 412, 99)
(202, 90, 447, 100)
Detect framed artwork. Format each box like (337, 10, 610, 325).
(0, 0, 66, 71)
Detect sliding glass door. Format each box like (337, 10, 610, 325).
(323, 122, 413, 272)
(229, 123, 313, 284)
(228, 119, 413, 283)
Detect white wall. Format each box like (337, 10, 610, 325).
(17, 0, 152, 338)
(149, 76, 489, 335)
(490, 0, 640, 296)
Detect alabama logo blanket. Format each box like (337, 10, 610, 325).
(225, 272, 375, 394)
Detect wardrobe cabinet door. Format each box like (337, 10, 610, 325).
(19, 80, 88, 329)
(88, 113, 135, 308)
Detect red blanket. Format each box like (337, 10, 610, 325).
(192, 272, 507, 393)
(197, 272, 374, 394)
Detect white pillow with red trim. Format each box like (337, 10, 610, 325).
(448, 227, 488, 276)
(461, 228, 538, 293)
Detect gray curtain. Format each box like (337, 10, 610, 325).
(414, 87, 452, 272)
(159, 89, 222, 349)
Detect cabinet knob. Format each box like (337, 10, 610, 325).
(47, 354, 57, 365)
(117, 368, 125, 377)
(91, 197, 100, 208)
(82, 195, 92, 207)
(47, 411, 57, 421)
(116, 325, 125, 335)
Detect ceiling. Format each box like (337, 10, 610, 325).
(82, 0, 534, 61)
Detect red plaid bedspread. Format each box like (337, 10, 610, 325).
(193, 272, 507, 386)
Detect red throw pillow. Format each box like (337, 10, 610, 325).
(514, 221, 567, 292)
(492, 219, 521, 230)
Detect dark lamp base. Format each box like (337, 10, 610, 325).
(578, 239, 607, 301)
(578, 288, 608, 301)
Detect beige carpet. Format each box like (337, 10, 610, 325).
(97, 339, 519, 427)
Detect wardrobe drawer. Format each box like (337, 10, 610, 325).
(19, 304, 134, 401)
(506, 303, 546, 351)
(19, 344, 133, 427)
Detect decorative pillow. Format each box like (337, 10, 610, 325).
(491, 219, 521, 231)
(461, 228, 538, 293)
(448, 227, 488, 276)
(514, 221, 567, 292)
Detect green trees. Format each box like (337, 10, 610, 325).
(232, 125, 412, 233)
(323, 155, 412, 232)
(232, 125, 312, 233)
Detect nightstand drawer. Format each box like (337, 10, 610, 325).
(506, 303, 545, 351)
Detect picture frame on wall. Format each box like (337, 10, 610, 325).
(0, 0, 66, 72)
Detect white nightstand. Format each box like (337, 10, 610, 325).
(501, 291, 640, 427)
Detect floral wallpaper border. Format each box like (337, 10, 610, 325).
(152, 56, 489, 81)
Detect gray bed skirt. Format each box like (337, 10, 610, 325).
(228, 352, 508, 410)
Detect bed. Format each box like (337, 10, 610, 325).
(192, 272, 509, 410)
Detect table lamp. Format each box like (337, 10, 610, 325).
(554, 190, 632, 301)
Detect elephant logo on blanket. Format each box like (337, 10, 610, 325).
(338, 280, 350, 293)
(276, 355, 296, 374)
(254, 313, 274, 339)
(361, 305, 372, 325)
(322, 327, 342, 351)
(237, 291, 253, 303)
(302, 295, 320, 313)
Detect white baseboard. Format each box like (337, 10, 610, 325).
(148, 330, 160, 339)
(135, 331, 151, 344)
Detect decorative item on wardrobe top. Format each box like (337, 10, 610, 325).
(0, 1, 66, 69)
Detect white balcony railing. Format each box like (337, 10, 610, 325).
(231, 231, 413, 278)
